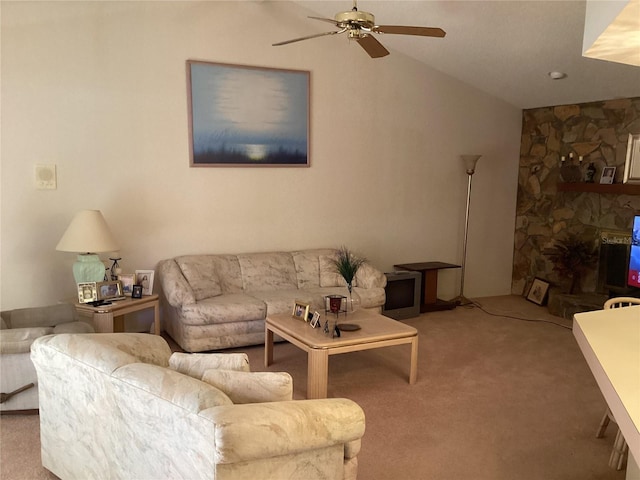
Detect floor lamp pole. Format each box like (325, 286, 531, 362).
(456, 155, 481, 306)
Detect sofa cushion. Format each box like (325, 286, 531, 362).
(176, 256, 223, 301)
(239, 253, 298, 292)
(169, 352, 250, 378)
(319, 255, 350, 288)
(113, 363, 233, 413)
(211, 255, 244, 294)
(202, 369, 293, 404)
(249, 290, 318, 316)
(180, 294, 266, 326)
(53, 321, 95, 334)
(292, 250, 331, 289)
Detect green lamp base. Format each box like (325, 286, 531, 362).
(72, 254, 106, 284)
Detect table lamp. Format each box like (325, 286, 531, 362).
(56, 210, 119, 284)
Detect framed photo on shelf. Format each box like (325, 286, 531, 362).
(77, 282, 98, 304)
(96, 281, 124, 301)
(309, 311, 321, 328)
(600, 166, 616, 184)
(292, 301, 310, 321)
(135, 270, 155, 296)
(117, 274, 136, 296)
(526, 278, 550, 305)
(132, 285, 143, 299)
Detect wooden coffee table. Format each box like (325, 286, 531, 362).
(265, 309, 418, 399)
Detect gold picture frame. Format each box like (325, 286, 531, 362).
(292, 301, 310, 321)
(96, 280, 124, 301)
(78, 282, 98, 304)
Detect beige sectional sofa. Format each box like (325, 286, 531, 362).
(32, 333, 366, 480)
(158, 248, 387, 352)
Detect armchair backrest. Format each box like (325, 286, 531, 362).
(1, 303, 78, 329)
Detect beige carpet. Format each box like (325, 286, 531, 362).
(0, 295, 627, 479)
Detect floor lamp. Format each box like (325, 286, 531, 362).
(455, 155, 482, 306)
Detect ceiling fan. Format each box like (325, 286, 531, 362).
(273, 0, 446, 59)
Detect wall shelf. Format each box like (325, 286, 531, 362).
(557, 183, 640, 195)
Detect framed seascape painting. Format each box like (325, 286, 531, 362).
(187, 60, 310, 167)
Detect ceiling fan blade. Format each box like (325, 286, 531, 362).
(373, 25, 446, 38)
(273, 30, 343, 47)
(308, 16, 340, 26)
(356, 34, 390, 58)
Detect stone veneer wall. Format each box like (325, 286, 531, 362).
(513, 97, 640, 296)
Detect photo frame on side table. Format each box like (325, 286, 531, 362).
(117, 274, 136, 296)
(526, 278, 550, 305)
(96, 281, 124, 302)
(135, 270, 154, 296)
(132, 285, 143, 299)
(292, 301, 310, 321)
(78, 282, 98, 304)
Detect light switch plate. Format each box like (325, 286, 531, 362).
(35, 164, 57, 189)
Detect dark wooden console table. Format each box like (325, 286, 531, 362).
(393, 262, 461, 312)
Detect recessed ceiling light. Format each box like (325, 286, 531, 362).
(548, 71, 567, 80)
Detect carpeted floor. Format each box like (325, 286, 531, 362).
(0, 295, 627, 479)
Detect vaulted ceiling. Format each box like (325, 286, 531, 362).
(283, 1, 640, 109)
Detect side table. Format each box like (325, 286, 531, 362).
(74, 294, 160, 335)
(393, 262, 461, 312)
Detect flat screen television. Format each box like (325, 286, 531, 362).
(628, 215, 640, 289)
(382, 271, 421, 320)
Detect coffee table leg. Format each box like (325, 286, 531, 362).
(307, 349, 329, 399)
(409, 336, 418, 384)
(265, 327, 274, 367)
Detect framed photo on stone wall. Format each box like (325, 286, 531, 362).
(600, 166, 615, 184)
(526, 278, 550, 305)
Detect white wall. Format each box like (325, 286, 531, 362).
(0, 1, 521, 316)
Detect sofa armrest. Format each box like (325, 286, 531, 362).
(202, 398, 365, 464)
(355, 262, 387, 289)
(158, 259, 196, 307)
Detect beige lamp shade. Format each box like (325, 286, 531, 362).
(56, 210, 119, 284)
(56, 210, 119, 253)
(461, 155, 482, 175)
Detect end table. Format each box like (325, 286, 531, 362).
(74, 294, 160, 335)
(393, 262, 461, 312)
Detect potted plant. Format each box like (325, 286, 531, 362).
(331, 247, 365, 290)
(544, 233, 598, 294)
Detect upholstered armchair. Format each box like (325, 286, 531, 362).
(31, 333, 366, 479)
(0, 303, 94, 412)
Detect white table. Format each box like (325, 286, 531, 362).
(573, 305, 640, 479)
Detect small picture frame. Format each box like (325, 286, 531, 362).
(96, 280, 124, 301)
(135, 270, 155, 296)
(78, 282, 98, 304)
(309, 311, 321, 328)
(526, 277, 550, 305)
(117, 274, 136, 296)
(132, 285, 143, 299)
(292, 301, 310, 321)
(600, 166, 616, 184)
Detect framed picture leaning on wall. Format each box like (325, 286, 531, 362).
(135, 270, 155, 296)
(526, 278, 550, 305)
